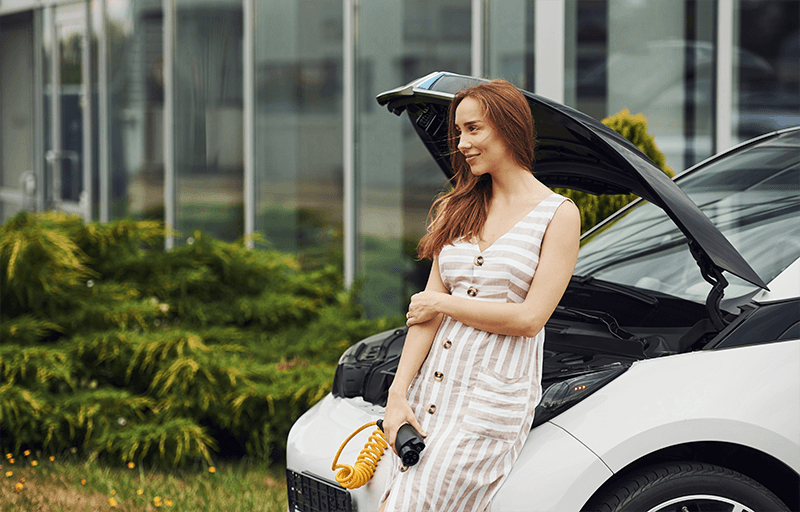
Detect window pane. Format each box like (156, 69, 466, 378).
(254, 0, 343, 269)
(107, 0, 164, 221)
(0, 12, 35, 221)
(487, 0, 535, 90)
(175, 0, 243, 242)
(732, 0, 800, 143)
(566, 0, 717, 172)
(356, 0, 471, 317)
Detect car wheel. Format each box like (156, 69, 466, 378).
(585, 461, 790, 512)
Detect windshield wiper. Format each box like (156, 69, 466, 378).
(570, 275, 660, 307)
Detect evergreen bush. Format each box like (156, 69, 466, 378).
(555, 108, 675, 233)
(0, 212, 401, 468)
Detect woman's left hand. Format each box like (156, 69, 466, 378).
(406, 291, 445, 326)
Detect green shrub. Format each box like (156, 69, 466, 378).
(0, 212, 400, 467)
(555, 108, 675, 233)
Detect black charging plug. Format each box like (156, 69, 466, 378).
(376, 419, 426, 467)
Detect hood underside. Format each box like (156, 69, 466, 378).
(376, 71, 767, 290)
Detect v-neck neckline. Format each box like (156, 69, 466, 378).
(473, 193, 556, 253)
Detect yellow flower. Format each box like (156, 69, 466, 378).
(165, 499, 173, 506)
(208, 466, 216, 473)
(127, 462, 135, 469)
(49, 456, 55, 462)
(19, 477, 25, 483)
(4, 453, 11, 459)
(31, 460, 38, 467)
(0, 464, 2, 469)
(9, 458, 14, 464)
(109, 497, 118, 507)
(23, 450, 30, 457)
(15, 482, 23, 492)
(154, 496, 163, 506)
(81, 479, 87, 485)
(5, 471, 12, 478)
(137, 488, 144, 495)
(111, 489, 116, 495)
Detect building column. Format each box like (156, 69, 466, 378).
(534, 0, 565, 103)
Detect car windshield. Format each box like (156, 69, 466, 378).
(575, 130, 800, 305)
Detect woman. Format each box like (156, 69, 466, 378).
(378, 79, 581, 512)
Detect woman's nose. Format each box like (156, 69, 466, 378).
(458, 136, 470, 151)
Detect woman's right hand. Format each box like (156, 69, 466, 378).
(383, 392, 427, 456)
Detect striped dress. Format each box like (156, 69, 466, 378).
(381, 193, 570, 512)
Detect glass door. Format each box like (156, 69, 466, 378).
(43, 1, 91, 220)
(0, 12, 37, 223)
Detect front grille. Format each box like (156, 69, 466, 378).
(286, 470, 353, 512)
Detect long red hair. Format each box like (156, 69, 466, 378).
(417, 79, 537, 260)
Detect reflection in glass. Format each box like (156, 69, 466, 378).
(486, 0, 534, 90)
(576, 132, 800, 304)
(0, 12, 36, 222)
(732, 0, 800, 144)
(566, 0, 716, 171)
(175, 0, 243, 242)
(356, 0, 471, 317)
(254, 0, 343, 269)
(40, 3, 89, 215)
(57, 6, 84, 205)
(107, 0, 164, 220)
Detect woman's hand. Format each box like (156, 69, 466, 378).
(383, 392, 427, 457)
(406, 291, 446, 326)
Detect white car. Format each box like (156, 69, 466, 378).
(286, 72, 800, 512)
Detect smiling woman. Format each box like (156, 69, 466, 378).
(377, 79, 580, 512)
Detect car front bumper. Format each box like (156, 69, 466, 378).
(286, 393, 613, 512)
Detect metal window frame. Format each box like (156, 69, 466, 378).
(243, 0, 255, 247)
(343, 0, 357, 287)
(97, 0, 109, 222)
(163, 0, 175, 249)
(715, 0, 733, 154)
(81, 0, 92, 222)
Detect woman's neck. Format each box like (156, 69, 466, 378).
(488, 165, 546, 207)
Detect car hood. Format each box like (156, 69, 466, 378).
(376, 71, 767, 289)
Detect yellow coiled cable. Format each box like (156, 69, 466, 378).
(331, 421, 389, 489)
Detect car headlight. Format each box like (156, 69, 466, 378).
(533, 364, 628, 428)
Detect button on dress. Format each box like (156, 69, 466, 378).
(381, 194, 571, 512)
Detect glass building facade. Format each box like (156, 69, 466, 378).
(1, 0, 798, 317)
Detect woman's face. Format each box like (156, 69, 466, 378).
(454, 96, 512, 177)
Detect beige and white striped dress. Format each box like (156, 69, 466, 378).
(381, 193, 570, 512)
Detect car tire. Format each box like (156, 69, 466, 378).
(584, 461, 790, 512)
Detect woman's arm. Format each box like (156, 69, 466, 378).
(407, 201, 580, 338)
(382, 259, 449, 453)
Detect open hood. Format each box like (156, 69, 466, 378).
(376, 71, 767, 291)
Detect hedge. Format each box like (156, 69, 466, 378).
(0, 212, 401, 467)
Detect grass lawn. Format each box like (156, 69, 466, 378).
(0, 451, 288, 511)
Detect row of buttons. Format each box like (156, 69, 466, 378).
(469, 255, 483, 300)
(428, 338, 453, 414)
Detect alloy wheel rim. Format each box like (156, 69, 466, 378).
(646, 494, 754, 512)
